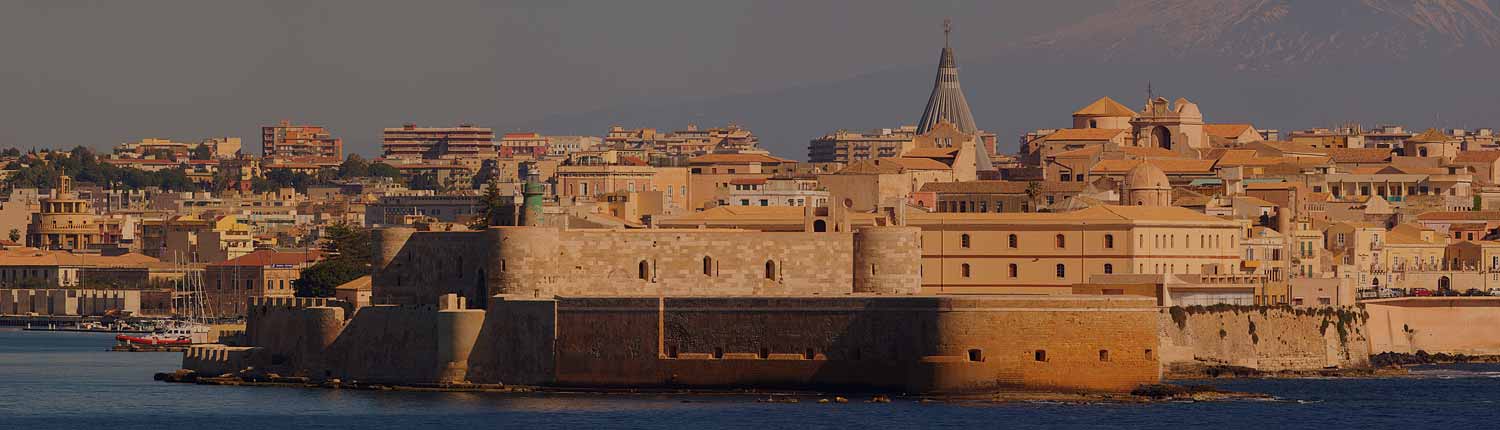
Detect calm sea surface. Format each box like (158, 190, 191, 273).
(2, 327, 1498, 429)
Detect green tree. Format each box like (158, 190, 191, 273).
(1024, 181, 1042, 212)
(190, 144, 214, 160)
(338, 154, 370, 179)
(294, 223, 372, 298)
(294, 259, 364, 298)
(7, 228, 18, 243)
(471, 181, 511, 228)
(367, 162, 401, 179)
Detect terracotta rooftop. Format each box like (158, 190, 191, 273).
(1408, 128, 1454, 143)
(1455, 151, 1500, 163)
(1204, 124, 1255, 139)
(902, 147, 960, 158)
(919, 180, 1086, 194)
(1043, 128, 1128, 141)
(907, 204, 1237, 224)
(209, 249, 323, 268)
(834, 157, 949, 174)
(1091, 159, 1217, 174)
(1326, 148, 1393, 163)
(1416, 211, 1500, 221)
(1072, 97, 1137, 117)
(687, 153, 789, 164)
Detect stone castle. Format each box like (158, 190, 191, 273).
(187, 215, 1163, 393)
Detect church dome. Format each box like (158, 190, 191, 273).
(1124, 162, 1170, 191)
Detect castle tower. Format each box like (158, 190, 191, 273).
(1121, 162, 1171, 207)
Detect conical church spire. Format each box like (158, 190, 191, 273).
(917, 19, 977, 135)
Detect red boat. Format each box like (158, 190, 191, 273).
(115, 333, 193, 346)
(115, 323, 209, 346)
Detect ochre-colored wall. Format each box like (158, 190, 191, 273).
(373, 226, 920, 304)
(1158, 306, 1370, 371)
(1366, 297, 1500, 355)
(472, 295, 1160, 393)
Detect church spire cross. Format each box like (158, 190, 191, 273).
(944, 18, 951, 48)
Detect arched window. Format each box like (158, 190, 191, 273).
(1104, 234, 1114, 249)
(961, 234, 971, 248)
(1104, 263, 1113, 274)
(765, 260, 777, 280)
(1008, 264, 1018, 278)
(703, 256, 714, 276)
(638, 260, 650, 280)
(813, 219, 827, 232)
(961, 263, 971, 278)
(1055, 234, 1066, 248)
(1008, 234, 1018, 248)
(1055, 264, 1066, 279)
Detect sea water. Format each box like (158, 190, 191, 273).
(1, 327, 1496, 429)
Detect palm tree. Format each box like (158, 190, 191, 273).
(1025, 181, 1042, 212)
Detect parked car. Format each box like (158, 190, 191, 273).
(1491, 290, 1500, 297)
(1413, 288, 1434, 297)
(1465, 288, 1486, 297)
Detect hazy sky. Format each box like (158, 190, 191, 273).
(0, 1, 1105, 156)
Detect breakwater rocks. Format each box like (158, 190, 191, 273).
(154, 368, 1267, 404)
(1370, 351, 1500, 367)
(1164, 362, 1406, 379)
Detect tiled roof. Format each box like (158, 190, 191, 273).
(1408, 128, 1453, 143)
(1204, 124, 1254, 139)
(1072, 97, 1137, 117)
(209, 249, 322, 268)
(1043, 128, 1128, 141)
(907, 204, 1235, 224)
(1091, 159, 1217, 174)
(1416, 211, 1500, 221)
(1455, 151, 1500, 163)
(687, 153, 789, 164)
(834, 157, 949, 174)
(902, 147, 960, 158)
(1326, 148, 1393, 163)
(918, 180, 1086, 194)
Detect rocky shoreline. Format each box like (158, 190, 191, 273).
(1369, 351, 1500, 367)
(154, 369, 1269, 404)
(1165, 363, 1408, 379)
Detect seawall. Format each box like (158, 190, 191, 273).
(197, 293, 1163, 394)
(1365, 297, 1500, 355)
(1158, 305, 1371, 372)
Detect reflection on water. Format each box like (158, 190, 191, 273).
(5, 327, 1500, 429)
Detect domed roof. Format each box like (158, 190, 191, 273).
(1123, 161, 1170, 190)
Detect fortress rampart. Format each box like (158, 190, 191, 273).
(185, 225, 1163, 394)
(373, 226, 923, 305)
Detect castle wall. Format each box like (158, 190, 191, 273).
(316, 304, 486, 384)
(1365, 297, 1500, 355)
(244, 299, 345, 372)
(372, 227, 864, 303)
(372, 229, 490, 306)
(541, 230, 854, 296)
(853, 227, 922, 294)
(467, 295, 1159, 393)
(1158, 306, 1370, 371)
